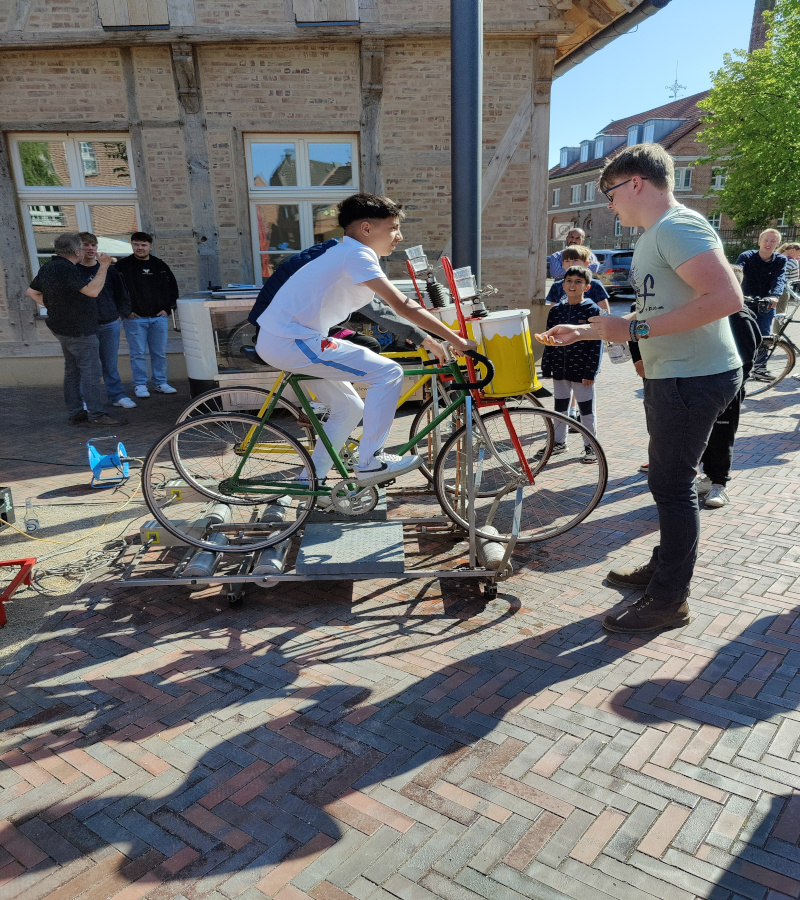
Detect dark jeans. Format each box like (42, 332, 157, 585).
(55, 332, 107, 420)
(700, 387, 744, 486)
(644, 368, 742, 604)
(754, 306, 776, 369)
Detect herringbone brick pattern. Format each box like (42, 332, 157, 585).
(2, 313, 800, 900)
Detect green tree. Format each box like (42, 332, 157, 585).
(18, 141, 62, 187)
(698, 0, 800, 230)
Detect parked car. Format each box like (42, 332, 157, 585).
(592, 249, 635, 296)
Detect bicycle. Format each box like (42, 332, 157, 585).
(175, 348, 545, 484)
(142, 345, 606, 557)
(745, 292, 799, 396)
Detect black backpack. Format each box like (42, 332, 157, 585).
(728, 305, 762, 380)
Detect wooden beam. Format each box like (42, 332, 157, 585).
(171, 42, 222, 289)
(359, 38, 385, 196)
(528, 36, 557, 308)
(0, 132, 36, 347)
(0, 20, 574, 48)
(120, 47, 155, 236)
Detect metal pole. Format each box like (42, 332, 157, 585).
(450, 0, 483, 285)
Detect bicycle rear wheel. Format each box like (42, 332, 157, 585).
(746, 338, 796, 396)
(177, 385, 314, 447)
(143, 413, 315, 553)
(433, 408, 607, 543)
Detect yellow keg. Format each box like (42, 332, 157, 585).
(429, 302, 481, 356)
(478, 309, 537, 397)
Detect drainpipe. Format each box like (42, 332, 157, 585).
(450, 0, 483, 285)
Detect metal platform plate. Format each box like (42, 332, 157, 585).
(296, 521, 405, 575)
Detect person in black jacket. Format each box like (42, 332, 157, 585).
(539, 266, 602, 464)
(115, 232, 179, 399)
(78, 232, 135, 409)
(736, 228, 786, 376)
(26, 233, 126, 427)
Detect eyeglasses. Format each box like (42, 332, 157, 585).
(602, 177, 646, 203)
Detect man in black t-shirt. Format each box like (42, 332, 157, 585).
(115, 232, 180, 399)
(26, 233, 126, 427)
(79, 232, 135, 409)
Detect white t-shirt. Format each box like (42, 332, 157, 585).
(257, 236, 384, 339)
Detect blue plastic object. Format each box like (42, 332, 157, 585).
(87, 439, 129, 489)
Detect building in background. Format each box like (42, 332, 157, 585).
(546, 91, 737, 254)
(0, 0, 669, 383)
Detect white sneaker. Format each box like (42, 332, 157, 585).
(705, 484, 730, 508)
(154, 383, 177, 394)
(695, 474, 712, 495)
(113, 396, 137, 409)
(134, 385, 150, 398)
(355, 451, 422, 486)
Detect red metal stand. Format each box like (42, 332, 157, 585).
(0, 559, 36, 627)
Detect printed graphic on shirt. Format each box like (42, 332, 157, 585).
(631, 263, 663, 316)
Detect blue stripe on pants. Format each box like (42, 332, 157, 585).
(294, 339, 368, 377)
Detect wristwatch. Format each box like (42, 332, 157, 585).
(630, 319, 651, 341)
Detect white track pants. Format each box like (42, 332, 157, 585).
(256, 333, 404, 480)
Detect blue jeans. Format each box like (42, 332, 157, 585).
(754, 306, 776, 369)
(98, 319, 125, 401)
(123, 315, 168, 387)
(55, 332, 107, 420)
(644, 368, 742, 604)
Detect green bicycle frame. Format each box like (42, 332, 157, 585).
(223, 360, 469, 497)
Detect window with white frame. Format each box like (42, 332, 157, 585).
(584, 182, 595, 202)
(614, 216, 622, 237)
(570, 184, 581, 204)
(708, 212, 721, 229)
(674, 167, 693, 190)
(553, 188, 560, 207)
(246, 134, 358, 281)
(711, 167, 728, 190)
(10, 134, 139, 272)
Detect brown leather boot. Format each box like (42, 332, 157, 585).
(602, 595, 691, 634)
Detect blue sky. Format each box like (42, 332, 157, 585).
(549, 0, 757, 166)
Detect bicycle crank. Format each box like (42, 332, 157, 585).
(330, 479, 379, 516)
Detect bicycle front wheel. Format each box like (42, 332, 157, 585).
(143, 413, 315, 553)
(746, 338, 796, 396)
(407, 391, 548, 485)
(433, 408, 607, 543)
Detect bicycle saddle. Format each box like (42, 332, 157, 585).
(242, 345, 268, 366)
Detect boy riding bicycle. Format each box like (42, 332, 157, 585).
(255, 193, 477, 486)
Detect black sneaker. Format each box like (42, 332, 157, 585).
(68, 411, 89, 425)
(580, 445, 597, 464)
(80, 413, 128, 427)
(602, 595, 691, 634)
(607, 561, 654, 588)
(751, 368, 774, 382)
(534, 441, 567, 460)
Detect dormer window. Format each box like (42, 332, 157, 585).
(579, 141, 594, 163)
(594, 137, 604, 159)
(627, 125, 640, 146)
(560, 148, 569, 169)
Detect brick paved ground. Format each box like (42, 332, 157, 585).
(2, 315, 800, 900)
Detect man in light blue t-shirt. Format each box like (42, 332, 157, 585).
(536, 143, 743, 635)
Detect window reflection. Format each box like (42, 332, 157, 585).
(309, 143, 353, 186)
(251, 144, 297, 188)
(19, 141, 69, 187)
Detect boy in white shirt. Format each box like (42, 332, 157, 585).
(256, 193, 476, 486)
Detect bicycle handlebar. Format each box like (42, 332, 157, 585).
(447, 349, 495, 391)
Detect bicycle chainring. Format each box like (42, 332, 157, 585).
(330, 479, 379, 516)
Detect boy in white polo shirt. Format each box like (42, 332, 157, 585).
(255, 193, 476, 486)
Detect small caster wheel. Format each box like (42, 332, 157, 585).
(484, 583, 498, 601)
(228, 595, 243, 608)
